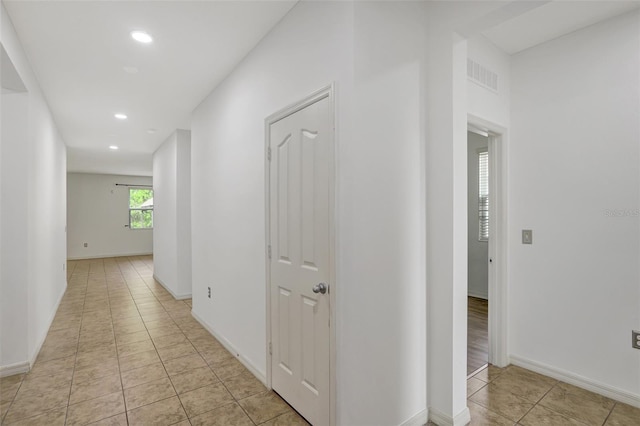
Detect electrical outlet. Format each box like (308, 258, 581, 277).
(522, 230, 533, 244)
(208, 287, 211, 299)
(83, 242, 88, 248)
(633, 330, 640, 350)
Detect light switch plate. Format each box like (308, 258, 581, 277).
(522, 229, 533, 244)
(633, 330, 640, 350)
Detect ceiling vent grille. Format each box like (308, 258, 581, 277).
(467, 58, 498, 93)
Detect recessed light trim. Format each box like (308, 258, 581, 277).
(109, 145, 119, 150)
(114, 113, 127, 120)
(147, 128, 157, 134)
(131, 31, 153, 44)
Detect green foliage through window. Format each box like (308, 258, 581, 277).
(129, 188, 153, 229)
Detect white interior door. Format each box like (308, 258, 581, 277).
(268, 94, 331, 426)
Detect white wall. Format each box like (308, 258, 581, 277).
(1, 2, 67, 374)
(176, 130, 191, 298)
(467, 131, 488, 299)
(347, 3, 427, 423)
(1, 92, 29, 369)
(67, 173, 153, 260)
(154, 134, 177, 293)
(153, 129, 191, 299)
(509, 11, 640, 401)
(467, 34, 511, 128)
(191, 0, 354, 393)
(191, 2, 428, 424)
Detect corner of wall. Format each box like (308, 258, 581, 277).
(28, 282, 67, 368)
(152, 274, 191, 300)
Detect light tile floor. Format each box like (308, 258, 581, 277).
(1, 256, 639, 425)
(0, 256, 309, 426)
(455, 365, 640, 425)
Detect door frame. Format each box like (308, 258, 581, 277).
(264, 84, 337, 426)
(468, 114, 509, 367)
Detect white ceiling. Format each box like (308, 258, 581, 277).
(3, 0, 297, 176)
(4, 1, 639, 176)
(482, 1, 640, 55)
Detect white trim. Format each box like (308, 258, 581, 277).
(152, 275, 192, 300)
(191, 310, 266, 385)
(468, 364, 488, 379)
(467, 291, 488, 300)
(67, 251, 153, 261)
(399, 409, 428, 426)
(467, 113, 509, 368)
(1, 279, 66, 376)
(467, 123, 489, 137)
(0, 361, 30, 378)
(429, 407, 471, 426)
(29, 281, 67, 368)
(264, 84, 337, 426)
(510, 355, 640, 409)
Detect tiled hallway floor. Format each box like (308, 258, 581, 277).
(462, 364, 639, 425)
(0, 256, 308, 425)
(2, 256, 639, 425)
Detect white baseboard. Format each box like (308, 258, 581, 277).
(67, 251, 153, 261)
(510, 355, 640, 408)
(429, 407, 470, 426)
(29, 281, 67, 368)
(467, 292, 488, 300)
(0, 280, 66, 377)
(191, 310, 267, 385)
(0, 361, 30, 378)
(399, 409, 428, 426)
(152, 275, 191, 300)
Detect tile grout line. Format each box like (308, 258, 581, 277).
(111, 257, 133, 425)
(601, 402, 617, 426)
(535, 381, 611, 426)
(3, 260, 81, 424)
(120, 255, 192, 423)
(62, 258, 80, 425)
(5, 256, 302, 426)
(131, 254, 220, 423)
(63, 258, 91, 426)
(215, 370, 258, 425)
(117, 255, 164, 422)
(176, 306, 263, 425)
(135, 260, 296, 425)
(512, 376, 559, 424)
(126, 255, 259, 424)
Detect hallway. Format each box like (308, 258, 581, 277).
(0, 256, 307, 425)
(2, 257, 639, 425)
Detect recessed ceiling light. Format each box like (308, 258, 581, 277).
(147, 128, 157, 134)
(109, 145, 119, 150)
(114, 113, 127, 120)
(131, 31, 153, 44)
(123, 66, 139, 74)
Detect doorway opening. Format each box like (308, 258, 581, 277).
(467, 116, 509, 373)
(467, 128, 489, 376)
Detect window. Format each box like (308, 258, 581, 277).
(129, 188, 153, 229)
(478, 149, 489, 241)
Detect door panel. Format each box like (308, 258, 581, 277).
(269, 96, 331, 426)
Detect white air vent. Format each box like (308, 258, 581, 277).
(467, 58, 498, 93)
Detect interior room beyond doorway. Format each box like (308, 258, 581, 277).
(467, 130, 489, 375)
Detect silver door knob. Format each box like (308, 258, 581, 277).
(312, 283, 327, 294)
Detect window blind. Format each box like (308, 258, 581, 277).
(478, 149, 489, 241)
